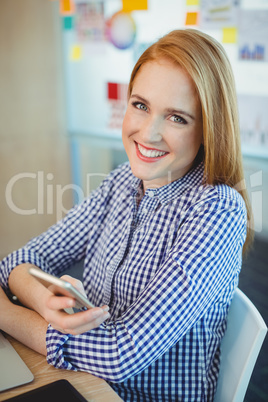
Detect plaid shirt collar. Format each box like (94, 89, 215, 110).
(130, 160, 204, 206)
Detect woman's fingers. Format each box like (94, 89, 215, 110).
(46, 293, 75, 310)
(60, 275, 87, 296)
(61, 307, 110, 333)
(44, 274, 110, 334)
(48, 306, 110, 335)
(44, 289, 110, 335)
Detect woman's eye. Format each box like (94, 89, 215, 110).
(132, 102, 148, 112)
(170, 115, 187, 125)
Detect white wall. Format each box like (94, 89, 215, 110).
(1, 0, 267, 262)
(243, 157, 268, 240)
(0, 1, 73, 258)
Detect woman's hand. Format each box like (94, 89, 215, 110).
(43, 275, 110, 335)
(8, 265, 110, 337)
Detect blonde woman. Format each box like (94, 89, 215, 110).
(1, 29, 252, 401)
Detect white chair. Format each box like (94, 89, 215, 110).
(214, 288, 267, 402)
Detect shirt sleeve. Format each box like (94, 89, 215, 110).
(46, 192, 247, 383)
(0, 173, 113, 290)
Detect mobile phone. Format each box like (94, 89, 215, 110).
(29, 267, 94, 310)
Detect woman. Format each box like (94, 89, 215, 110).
(0, 29, 252, 401)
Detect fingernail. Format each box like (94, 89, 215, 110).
(102, 306, 109, 312)
(92, 309, 104, 318)
(67, 299, 75, 307)
(103, 312, 110, 320)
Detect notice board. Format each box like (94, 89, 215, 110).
(61, 0, 268, 158)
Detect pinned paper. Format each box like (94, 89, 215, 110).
(186, 0, 199, 5)
(222, 27, 237, 43)
(107, 82, 128, 130)
(185, 12, 199, 25)
(238, 94, 268, 158)
(199, 0, 239, 30)
(70, 45, 82, 61)
(106, 11, 136, 50)
(107, 82, 128, 101)
(63, 16, 73, 30)
(238, 9, 268, 62)
(60, 0, 75, 16)
(75, 2, 106, 43)
(122, 0, 148, 12)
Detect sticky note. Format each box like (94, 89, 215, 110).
(70, 45, 82, 61)
(63, 16, 73, 30)
(60, 0, 75, 16)
(185, 12, 198, 25)
(186, 0, 199, 5)
(122, 0, 148, 12)
(222, 27, 237, 44)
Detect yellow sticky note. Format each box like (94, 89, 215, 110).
(122, 0, 148, 12)
(60, 0, 75, 16)
(185, 12, 198, 26)
(186, 0, 199, 5)
(222, 27, 237, 44)
(70, 45, 82, 61)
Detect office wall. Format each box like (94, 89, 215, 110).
(43, 0, 268, 247)
(62, 0, 268, 240)
(243, 157, 268, 240)
(0, 0, 73, 259)
(0, 0, 267, 263)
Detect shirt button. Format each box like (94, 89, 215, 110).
(147, 190, 154, 197)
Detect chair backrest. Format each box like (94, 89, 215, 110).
(214, 288, 267, 402)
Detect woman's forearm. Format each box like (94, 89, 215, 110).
(0, 287, 47, 355)
(8, 263, 51, 317)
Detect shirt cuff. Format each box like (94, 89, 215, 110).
(46, 325, 76, 371)
(0, 248, 49, 290)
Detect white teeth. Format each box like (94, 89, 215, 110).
(138, 143, 167, 158)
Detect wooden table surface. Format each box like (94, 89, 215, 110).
(0, 335, 122, 401)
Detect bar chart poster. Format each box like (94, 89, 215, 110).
(238, 9, 268, 62)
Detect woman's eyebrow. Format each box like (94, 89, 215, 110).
(166, 108, 195, 121)
(130, 94, 150, 105)
(130, 94, 195, 121)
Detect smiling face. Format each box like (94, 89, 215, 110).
(122, 58, 203, 191)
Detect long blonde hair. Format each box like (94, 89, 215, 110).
(128, 29, 253, 251)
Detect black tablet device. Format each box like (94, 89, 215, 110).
(3, 379, 87, 402)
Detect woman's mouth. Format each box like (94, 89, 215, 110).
(135, 142, 168, 162)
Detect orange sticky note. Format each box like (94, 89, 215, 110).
(222, 27, 237, 44)
(185, 12, 198, 26)
(60, 0, 75, 16)
(122, 0, 148, 12)
(70, 45, 82, 61)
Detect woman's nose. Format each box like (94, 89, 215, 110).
(139, 115, 163, 143)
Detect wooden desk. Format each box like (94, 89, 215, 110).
(0, 335, 122, 402)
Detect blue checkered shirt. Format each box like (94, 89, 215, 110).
(1, 161, 247, 401)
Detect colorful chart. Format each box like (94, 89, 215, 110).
(106, 11, 136, 50)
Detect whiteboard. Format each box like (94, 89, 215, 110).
(62, 0, 268, 156)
